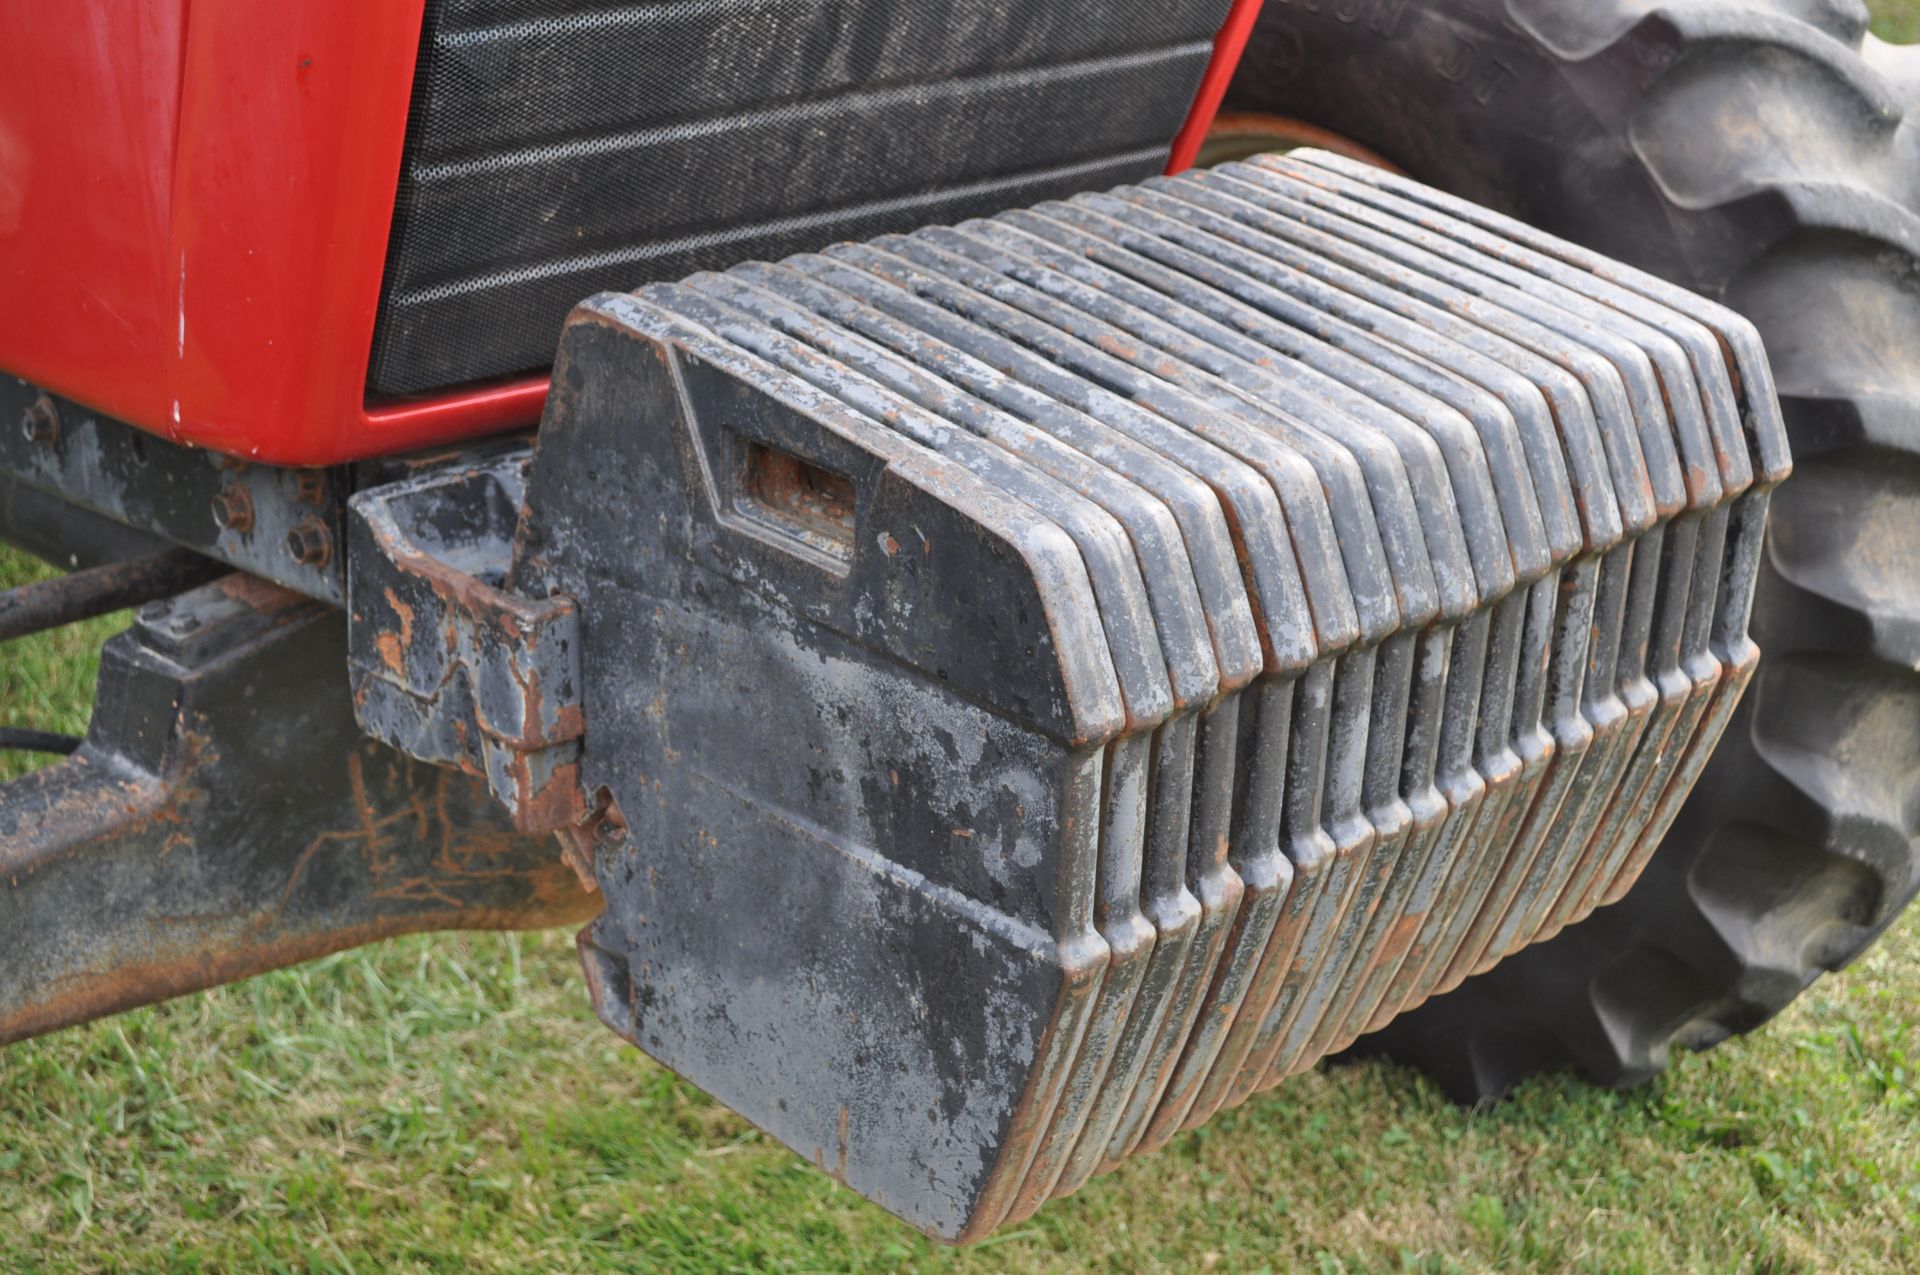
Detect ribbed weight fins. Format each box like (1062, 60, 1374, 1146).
(532, 153, 1780, 1240)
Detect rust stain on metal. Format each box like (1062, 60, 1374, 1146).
(375, 631, 406, 677)
(386, 587, 415, 649)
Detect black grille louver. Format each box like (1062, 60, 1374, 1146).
(370, 0, 1235, 396)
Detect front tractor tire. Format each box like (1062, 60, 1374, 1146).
(1226, 0, 1920, 1101)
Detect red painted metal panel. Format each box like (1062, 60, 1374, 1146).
(0, 4, 188, 435)
(167, 0, 429, 461)
(0, 3, 1256, 466)
(1166, 0, 1265, 175)
(0, 1, 482, 466)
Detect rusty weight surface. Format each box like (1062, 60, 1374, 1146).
(329, 154, 1784, 1241)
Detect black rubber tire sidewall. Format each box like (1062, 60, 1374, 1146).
(1225, 0, 1920, 1100)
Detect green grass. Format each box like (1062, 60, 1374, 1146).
(7, 5, 1920, 1267)
(4, 546, 1920, 1275)
(0, 777, 1913, 1273)
(0, 550, 127, 783)
(1876, 0, 1920, 43)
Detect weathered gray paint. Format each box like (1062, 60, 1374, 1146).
(335, 159, 1783, 1241)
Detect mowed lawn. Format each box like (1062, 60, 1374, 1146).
(6, 7, 1920, 1271)
(3, 537, 1917, 1274)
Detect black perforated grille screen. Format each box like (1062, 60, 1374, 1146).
(368, 0, 1233, 397)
